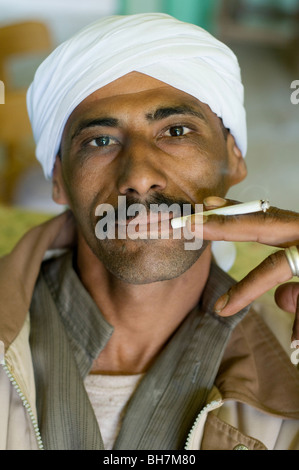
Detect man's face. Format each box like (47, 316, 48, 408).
(54, 72, 246, 284)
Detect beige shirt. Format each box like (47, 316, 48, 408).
(84, 373, 144, 449)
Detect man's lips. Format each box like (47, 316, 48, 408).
(116, 211, 175, 227)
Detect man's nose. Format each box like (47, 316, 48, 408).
(117, 138, 167, 197)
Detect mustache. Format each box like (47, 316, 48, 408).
(113, 193, 195, 221)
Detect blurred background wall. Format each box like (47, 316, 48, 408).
(0, 0, 298, 214)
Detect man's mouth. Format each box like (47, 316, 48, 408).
(116, 210, 180, 238)
(94, 195, 197, 241)
(116, 211, 176, 227)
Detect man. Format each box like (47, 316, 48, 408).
(0, 13, 299, 450)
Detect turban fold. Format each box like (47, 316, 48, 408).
(27, 13, 247, 180)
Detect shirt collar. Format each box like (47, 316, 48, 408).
(42, 251, 113, 377)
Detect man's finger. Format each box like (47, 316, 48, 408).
(275, 283, 299, 342)
(213, 249, 294, 317)
(187, 206, 299, 248)
(275, 282, 299, 313)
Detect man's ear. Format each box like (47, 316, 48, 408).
(225, 132, 247, 187)
(52, 155, 69, 205)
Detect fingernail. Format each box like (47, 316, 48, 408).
(214, 293, 230, 314)
(204, 196, 227, 208)
(187, 214, 208, 227)
(195, 214, 208, 224)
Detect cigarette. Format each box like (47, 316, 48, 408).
(171, 199, 270, 229)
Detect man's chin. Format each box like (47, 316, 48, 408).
(90, 238, 208, 285)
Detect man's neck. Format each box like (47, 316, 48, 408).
(75, 237, 212, 374)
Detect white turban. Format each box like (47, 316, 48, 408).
(27, 13, 247, 180)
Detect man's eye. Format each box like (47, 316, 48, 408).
(165, 126, 191, 137)
(89, 136, 117, 147)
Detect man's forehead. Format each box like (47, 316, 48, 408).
(71, 72, 206, 109)
(66, 72, 214, 134)
(83, 71, 170, 99)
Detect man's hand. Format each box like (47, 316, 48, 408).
(0, 210, 76, 327)
(187, 196, 299, 341)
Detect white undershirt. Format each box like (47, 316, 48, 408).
(84, 373, 144, 449)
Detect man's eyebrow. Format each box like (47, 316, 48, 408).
(71, 117, 119, 140)
(71, 105, 207, 141)
(145, 105, 207, 122)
